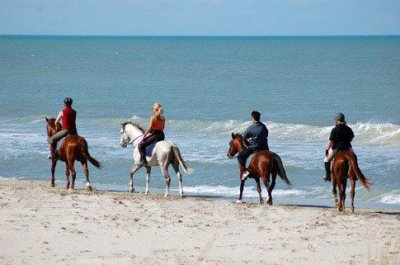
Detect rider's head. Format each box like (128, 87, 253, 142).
(251, 111, 261, 122)
(153, 102, 164, 116)
(334, 112, 345, 123)
(64, 97, 73, 106)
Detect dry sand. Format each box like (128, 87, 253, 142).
(0, 178, 399, 265)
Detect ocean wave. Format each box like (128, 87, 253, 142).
(178, 185, 310, 198)
(379, 191, 400, 205)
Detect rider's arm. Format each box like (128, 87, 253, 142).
(144, 116, 155, 137)
(55, 111, 63, 124)
(326, 140, 333, 150)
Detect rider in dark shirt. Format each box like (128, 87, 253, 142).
(323, 112, 354, 181)
(238, 111, 269, 180)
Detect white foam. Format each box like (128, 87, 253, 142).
(379, 191, 400, 204)
(179, 185, 308, 198)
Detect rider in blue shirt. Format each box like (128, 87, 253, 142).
(238, 111, 269, 180)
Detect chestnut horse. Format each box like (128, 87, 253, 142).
(227, 133, 291, 205)
(45, 117, 101, 190)
(331, 150, 371, 213)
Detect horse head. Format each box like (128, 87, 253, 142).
(120, 122, 145, 148)
(227, 133, 245, 158)
(45, 117, 61, 138)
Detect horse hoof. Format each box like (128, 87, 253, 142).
(260, 200, 264, 204)
(51, 183, 55, 188)
(145, 192, 149, 195)
(68, 188, 74, 192)
(180, 194, 185, 198)
(236, 200, 243, 204)
(129, 189, 134, 193)
(86, 186, 93, 191)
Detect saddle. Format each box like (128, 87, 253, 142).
(134, 141, 157, 158)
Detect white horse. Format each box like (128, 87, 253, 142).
(120, 122, 189, 197)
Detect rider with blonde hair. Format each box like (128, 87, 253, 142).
(138, 103, 166, 166)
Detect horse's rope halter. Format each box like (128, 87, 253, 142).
(123, 126, 143, 145)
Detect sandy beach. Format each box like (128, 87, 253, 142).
(0, 179, 399, 265)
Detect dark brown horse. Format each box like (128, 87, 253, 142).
(227, 133, 291, 205)
(331, 150, 371, 213)
(45, 117, 101, 190)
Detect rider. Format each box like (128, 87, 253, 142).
(323, 112, 354, 182)
(47, 97, 78, 159)
(238, 111, 269, 180)
(138, 103, 165, 166)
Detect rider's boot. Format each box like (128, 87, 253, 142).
(240, 165, 250, 181)
(48, 144, 58, 160)
(323, 162, 331, 182)
(139, 147, 148, 167)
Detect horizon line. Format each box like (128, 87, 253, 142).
(1, 34, 399, 38)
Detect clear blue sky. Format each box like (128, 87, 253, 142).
(0, 0, 399, 36)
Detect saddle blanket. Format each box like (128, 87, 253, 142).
(133, 142, 157, 158)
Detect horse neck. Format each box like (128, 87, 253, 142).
(126, 125, 144, 145)
(235, 139, 245, 153)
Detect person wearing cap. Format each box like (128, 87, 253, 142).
(47, 97, 78, 159)
(238, 111, 269, 181)
(323, 112, 354, 181)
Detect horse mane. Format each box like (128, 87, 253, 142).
(122, 121, 145, 133)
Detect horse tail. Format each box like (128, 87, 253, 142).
(172, 146, 189, 175)
(271, 153, 291, 186)
(345, 153, 371, 191)
(80, 137, 101, 169)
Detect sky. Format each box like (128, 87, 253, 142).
(0, 0, 399, 36)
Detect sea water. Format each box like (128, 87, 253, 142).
(0, 36, 399, 209)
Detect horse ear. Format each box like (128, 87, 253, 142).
(231, 132, 235, 139)
(45, 117, 49, 122)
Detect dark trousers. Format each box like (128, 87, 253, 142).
(237, 146, 269, 168)
(138, 131, 165, 161)
(237, 147, 256, 168)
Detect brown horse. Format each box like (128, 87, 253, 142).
(227, 133, 291, 205)
(45, 117, 101, 190)
(331, 150, 371, 213)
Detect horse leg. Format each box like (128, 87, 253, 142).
(350, 177, 356, 214)
(145, 167, 151, 195)
(254, 177, 264, 204)
(161, 166, 171, 197)
(64, 162, 70, 189)
(341, 180, 347, 213)
(172, 161, 184, 198)
(332, 172, 339, 208)
(69, 160, 77, 190)
(236, 180, 245, 203)
(336, 177, 344, 212)
(129, 164, 141, 193)
(51, 159, 57, 187)
(81, 161, 92, 191)
(266, 173, 276, 206)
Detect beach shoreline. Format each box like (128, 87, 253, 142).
(1, 178, 399, 264)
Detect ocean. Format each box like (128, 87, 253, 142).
(0, 35, 399, 209)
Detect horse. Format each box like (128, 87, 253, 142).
(119, 122, 189, 197)
(45, 117, 101, 190)
(331, 150, 371, 213)
(227, 133, 291, 205)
